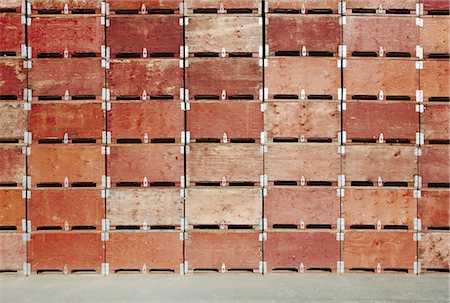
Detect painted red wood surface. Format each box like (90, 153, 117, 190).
(0, 102, 27, 140)
(419, 232, 450, 271)
(421, 16, 450, 56)
(29, 0, 102, 11)
(419, 190, 450, 229)
(0, 0, 22, 10)
(0, 14, 24, 54)
(267, 0, 340, 12)
(422, 60, 450, 100)
(0, 189, 25, 229)
(422, 0, 450, 11)
(420, 145, 450, 187)
(422, 103, 450, 142)
(0, 146, 25, 185)
(344, 0, 417, 12)
(0, 60, 26, 98)
(0, 233, 26, 272)
(107, 0, 182, 11)
(185, 0, 260, 12)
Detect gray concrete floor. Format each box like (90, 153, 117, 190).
(0, 274, 449, 303)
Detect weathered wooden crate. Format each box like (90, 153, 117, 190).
(185, 0, 261, 14)
(29, 232, 104, 274)
(345, 58, 418, 100)
(0, 102, 27, 142)
(0, 145, 25, 187)
(422, 60, 450, 101)
(108, 101, 183, 142)
(107, 0, 182, 14)
(0, 233, 27, 273)
(344, 16, 418, 57)
(266, 57, 340, 100)
(419, 189, 450, 229)
(28, 189, 104, 231)
(418, 232, 450, 273)
(344, 0, 417, 14)
(108, 59, 182, 100)
(265, 144, 340, 184)
(108, 16, 182, 57)
(422, 103, 449, 142)
(0, 60, 26, 100)
(0, 189, 25, 231)
(188, 101, 263, 141)
(343, 145, 417, 186)
(185, 187, 262, 228)
(29, 0, 102, 13)
(344, 101, 418, 142)
(266, 0, 340, 14)
(186, 16, 261, 56)
(267, 15, 341, 55)
(185, 230, 261, 272)
(265, 101, 340, 142)
(29, 102, 105, 142)
(108, 144, 183, 186)
(342, 231, 416, 273)
(422, 0, 450, 13)
(106, 231, 183, 273)
(106, 188, 183, 228)
(187, 144, 262, 184)
(265, 187, 339, 229)
(0, 14, 24, 56)
(420, 145, 450, 188)
(28, 145, 105, 187)
(264, 231, 339, 273)
(421, 16, 450, 57)
(29, 58, 103, 100)
(186, 58, 261, 100)
(343, 188, 416, 230)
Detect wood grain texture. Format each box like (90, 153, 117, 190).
(0, 60, 26, 97)
(185, 0, 260, 10)
(0, 146, 25, 185)
(0, 102, 27, 140)
(420, 145, 450, 186)
(267, 0, 339, 11)
(419, 232, 450, 270)
(422, 60, 450, 99)
(422, 0, 450, 11)
(0, 189, 25, 229)
(0, 0, 22, 9)
(345, 0, 417, 11)
(29, 0, 102, 10)
(0, 14, 24, 54)
(107, 0, 181, 10)
(422, 103, 450, 141)
(419, 190, 450, 229)
(0, 233, 26, 271)
(421, 16, 450, 56)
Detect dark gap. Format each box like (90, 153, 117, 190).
(349, 268, 375, 272)
(0, 182, 17, 187)
(151, 138, 176, 143)
(0, 95, 18, 100)
(115, 225, 140, 230)
(386, 96, 411, 101)
(38, 139, 63, 144)
(37, 270, 63, 274)
(228, 225, 253, 230)
(72, 138, 97, 144)
(427, 10, 450, 15)
(274, 180, 297, 186)
(429, 97, 450, 102)
(307, 138, 332, 143)
(149, 269, 175, 273)
(273, 94, 298, 100)
(115, 269, 141, 273)
(0, 8, 17, 13)
(193, 268, 219, 273)
(37, 9, 61, 14)
(116, 96, 140, 101)
(72, 95, 96, 100)
(71, 52, 97, 58)
(228, 95, 254, 100)
(36, 226, 63, 231)
(352, 95, 377, 100)
(429, 139, 450, 145)
(116, 138, 143, 144)
(228, 182, 255, 186)
(0, 52, 16, 56)
(71, 226, 96, 230)
(114, 9, 139, 14)
(385, 139, 410, 144)
(229, 138, 255, 143)
(192, 8, 218, 14)
(427, 226, 450, 231)
(383, 225, 408, 230)
(272, 268, 299, 272)
(350, 225, 375, 230)
(193, 225, 220, 230)
(307, 268, 332, 272)
(273, 138, 298, 143)
(226, 8, 253, 14)
(384, 268, 409, 273)
(193, 52, 219, 58)
(38, 96, 62, 101)
(383, 182, 408, 187)
(306, 181, 332, 186)
(195, 138, 221, 143)
(306, 224, 332, 229)
(0, 139, 19, 144)
(0, 270, 18, 273)
(228, 52, 253, 57)
(351, 8, 376, 14)
(308, 51, 333, 57)
(71, 182, 96, 187)
(116, 182, 142, 187)
(148, 9, 175, 14)
(150, 225, 176, 230)
(428, 54, 450, 59)
(352, 51, 377, 57)
(307, 95, 332, 100)
(426, 268, 450, 272)
(71, 9, 96, 14)
(149, 95, 174, 100)
(150, 182, 176, 187)
(351, 181, 374, 186)
(37, 183, 63, 188)
(274, 51, 300, 56)
(385, 9, 411, 14)
(194, 95, 220, 100)
(272, 224, 297, 229)
(386, 52, 411, 58)
(227, 268, 254, 273)
(428, 183, 450, 188)
(37, 53, 63, 58)
(116, 53, 141, 58)
(308, 9, 333, 14)
(149, 52, 175, 58)
(272, 9, 300, 14)
(195, 182, 221, 186)
(71, 269, 96, 274)
(0, 226, 17, 231)
(351, 138, 377, 143)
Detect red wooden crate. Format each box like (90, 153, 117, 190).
(28, 189, 104, 231)
(420, 145, 450, 188)
(266, 0, 340, 13)
(108, 15, 182, 57)
(0, 189, 25, 231)
(29, 102, 105, 142)
(419, 189, 450, 229)
(267, 15, 341, 55)
(185, 230, 261, 272)
(29, 232, 104, 273)
(107, 0, 182, 13)
(106, 231, 183, 273)
(0, 102, 27, 142)
(186, 16, 261, 55)
(265, 143, 340, 183)
(422, 0, 450, 12)
(108, 59, 182, 100)
(265, 101, 340, 141)
(108, 101, 183, 142)
(418, 232, 450, 272)
(29, 58, 103, 99)
(343, 145, 417, 185)
(187, 58, 261, 100)
(344, 0, 417, 14)
(187, 144, 262, 183)
(344, 101, 418, 142)
(107, 188, 183, 228)
(264, 231, 339, 273)
(0, 145, 25, 187)
(342, 231, 416, 273)
(0, 233, 26, 273)
(422, 60, 450, 101)
(266, 57, 340, 100)
(0, 14, 24, 56)
(265, 187, 339, 229)
(185, 0, 260, 14)
(108, 144, 183, 185)
(29, 0, 102, 13)
(421, 16, 450, 57)
(28, 145, 105, 187)
(422, 103, 449, 142)
(0, 60, 26, 99)
(187, 101, 263, 140)
(343, 188, 416, 229)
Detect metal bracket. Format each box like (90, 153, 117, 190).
(261, 187, 267, 197)
(414, 175, 422, 189)
(259, 88, 268, 101)
(416, 90, 423, 103)
(414, 189, 421, 199)
(23, 263, 31, 276)
(260, 175, 268, 187)
(337, 261, 344, 274)
(101, 189, 110, 199)
(413, 233, 422, 241)
(338, 131, 347, 144)
(416, 18, 423, 27)
(339, 45, 347, 58)
(259, 261, 267, 274)
(336, 188, 345, 197)
(101, 146, 110, 155)
(181, 102, 190, 111)
(338, 175, 345, 187)
(338, 145, 346, 155)
(179, 17, 188, 26)
(181, 131, 190, 144)
(259, 58, 268, 67)
(102, 131, 111, 144)
(102, 88, 110, 101)
(101, 175, 111, 189)
(416, 3, 423, 16)
(180, 218, 188, 231)
(339, 101, 347, 111)
(259, 232, 267, 241)
(415, 61, 423, 70)
(22, 147, 30, 156)
(338, 1, 346, 14)
(339, 16, 346, 25)
(416, 45, 423, 59)
(24, 132, 32, 144)
(414, 218, 422, 231)
(101, 263, 109, 275)
(336, 232, 344, 241)
(338, 59, 347, 68)
(337, 218, 345, 230)
(22, 219, 31, 232)
(260, 131, 267, 145)
(259, 218, 267, 231)
(415, 104, 424, 113)
(102, 219, 110, 232)
(180, 46, 189, 58)
(22, 190, 31, 199)
(23, 176, 31, 188)
(415, 132, 424, 145)
(101, 232, 109, 241)
(180, 88, 189, 101)
(338, 88, 347, 101)
(22, 233, 30, 242)
(414, 261, 421, 274)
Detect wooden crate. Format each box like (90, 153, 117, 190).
(422, 103, 450, 142)
(0, 233, 27, 273)
(422, 60, 450, 101)
(186, 58, 261, 100)
(343, 188, 416, 230)
(343, 145, 417, 185)
(29, 232, 104, 274)
(344, 101, 418, 142)
(28, 189, 104, 231)
(188, 101, 263, 140)
(29, 102, 105, 142)
(420, 145, 450, 188)
(422, 0, 450, 12)
(0, 145, 25, 187)
(419, 189, 450, 229)
(186, 16, 261, 55)
(266, 0, 340, 14)
(265, 101, 340, 142)
(29, 58, 103, 100)
(187, 144, 262, 184)
(0, 189, 25, 231)
(0, 14, 24, 56)
(108, 59, 182, 100)
(185, 0, 260, 14)
(108, 144, 183, 186)
(344, 0, 417, 14)
(265, 187, 339, 229)
(185, 187, 262, 228)
(185, 230, 261, 272)
(108, 15, 182, 57)
(0, 60, 26, 99)
(266, 57, 340, 100)
(29, 0, 102, 13)
(344, 58, 418, 100)
(107, 188, 183, 228)
(107, 0, 182, 13)
(267, 15, 341, 55)
(418, 232, 450, 273)
(28, 145, 105, 187)
(342, 231, 416, 273)
(421, 16, 450, 57)
(265, 144, 340, 184)
(0, 102, 27, 142)
(106, 231, 183, 273)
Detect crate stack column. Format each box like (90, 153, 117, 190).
(263, 0, 342, 274)
(417, 0, 450, 275)
(341, 0, 420, 274)
(25, 0, 106, 275)
(183, 0, 264, 274)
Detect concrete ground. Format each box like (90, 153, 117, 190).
(0, 275, 449, 303)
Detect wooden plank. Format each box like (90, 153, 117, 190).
(0, 189, 25, 230)
(107, 0, 182, 12)
(422, 0, 450, 11)
(421, 16, 450, 56)
(0, 145, 25, 186)
(106, 232, 183, 273)
(29, 0, 102, 11)
(266, 57, 340, 99)
(420, 145, 450, 187)
(266, 0, 340, 13)
(0, 1, 22, 10)
(0, 102, 27, 141)
(0, 233, 26, 272)
(107, 188, 183, 227)
(422, 103, 450, 142)
(185, 0, 260, 13)
(419, 189, 450, 229)
(28, 189, 104, 230)
(0, 60, 26, 98)
(344, 0, 417, 13)
(422, 60, 450, 100)
(0, 14, 24, 55)
(418, 232, 450, 271)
